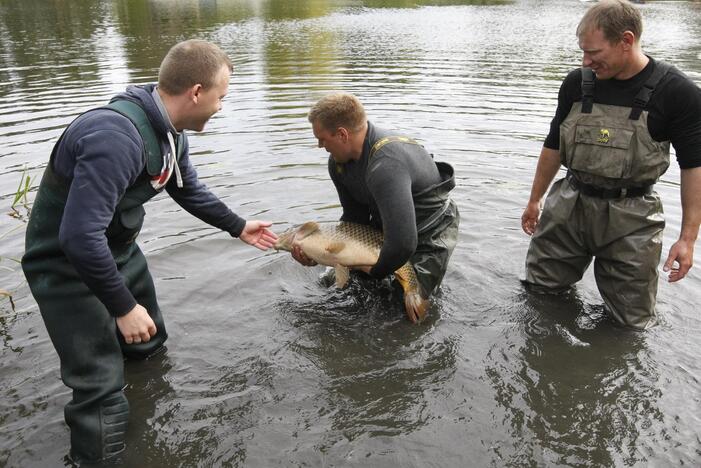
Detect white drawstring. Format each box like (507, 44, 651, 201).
(168, 132, 183, 188)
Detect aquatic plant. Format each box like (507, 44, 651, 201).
(10, 166, 34, 218)
(0, 289, 15, 312)
(2, 168, 33, 309)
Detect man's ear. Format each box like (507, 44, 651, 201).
(189, 83, 203, 104)
(620, 30, 636, 51)
(337, 127, 349, 142)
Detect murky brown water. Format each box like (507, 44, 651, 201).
(1, 0, 701, 466)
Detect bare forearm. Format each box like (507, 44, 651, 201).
(663, 167, 701, 282)
(528, 147, 562, 203)
(679, 167, 701, 243)
(521, 146, 562, 235)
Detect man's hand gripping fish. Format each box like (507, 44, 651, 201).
(275, 221, 429, 323)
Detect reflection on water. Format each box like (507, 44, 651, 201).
(1, 0, 701, 466)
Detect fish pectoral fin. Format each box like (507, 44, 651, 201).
(296, 221, 320, 240)
(326, 241, 345, 254)
(334, 265, 350, 288)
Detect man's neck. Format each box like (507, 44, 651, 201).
(156, 87, 184, 132)
(618, 49, 649, 80)
(349, 122, 369, 161)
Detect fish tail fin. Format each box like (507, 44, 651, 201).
(404, 292, 429, 324)
(394, 263, 430, 323)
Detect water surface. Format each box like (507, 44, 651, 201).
(1, 0, 700, 466)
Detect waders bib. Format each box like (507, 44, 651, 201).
(21, 100, 184, 462)
(369, 137, 460, 298)
(526, 63, 671, 329)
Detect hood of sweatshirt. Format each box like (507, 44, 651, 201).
(110, 84, 172, 139)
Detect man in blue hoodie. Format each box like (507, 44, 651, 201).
(21, 39, 277, 463)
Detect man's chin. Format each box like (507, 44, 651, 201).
(188, 122, 207, 132)
(592, 69, 611, 80)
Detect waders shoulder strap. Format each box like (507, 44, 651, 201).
(40, 101, 161, 195)
(104, 100, 163, 176)
(629, 61, 672, 120)
(336, 135, 422, 174)
(581, 68, 595, 114)
(369, 136, 421, 159)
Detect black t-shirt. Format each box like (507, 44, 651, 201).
(544, 57, 701, 169)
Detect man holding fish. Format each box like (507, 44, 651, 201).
(284, 92, 460, 323)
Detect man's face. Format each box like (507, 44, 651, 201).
(312, 120, 350, 163)
(191, 64, 230, 131)
(579, 27, 627, 80)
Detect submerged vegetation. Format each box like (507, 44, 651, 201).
(10, 166, 34, 219)
(0, 289, 15, 312)
(2, 167, 34, 311)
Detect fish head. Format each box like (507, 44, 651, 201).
(274, 227, 297, 252)
(274, 221, 321, 252)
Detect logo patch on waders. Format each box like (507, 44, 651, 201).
(597, 128, 610, 144)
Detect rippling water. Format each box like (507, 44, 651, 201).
(1, 0, 701, 466)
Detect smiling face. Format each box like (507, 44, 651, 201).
(189, 64, 230, 131)
(579, 27, 629, 80)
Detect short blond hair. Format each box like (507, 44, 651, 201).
(158, 39, 233, 95)
(308, 92, 367, 133)
(577, 0, 643, 44)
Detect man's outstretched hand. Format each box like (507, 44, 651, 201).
(240, 220, 278, 250)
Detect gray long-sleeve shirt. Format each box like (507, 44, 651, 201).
(329, 122, 442, 278)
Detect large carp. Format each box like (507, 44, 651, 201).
(274, 221, 429, 323)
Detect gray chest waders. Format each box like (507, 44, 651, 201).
(525, 63, 671, 329)
(21, 100, 183, 463)
(369, 137, 460, 298)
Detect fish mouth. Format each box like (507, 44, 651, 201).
(273, 228, 297, 251)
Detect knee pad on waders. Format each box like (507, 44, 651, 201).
(67, 391, 129, 464)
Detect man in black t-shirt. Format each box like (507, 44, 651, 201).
(521, 0, 701, 328)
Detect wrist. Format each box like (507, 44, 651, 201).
(678, 233, 698, 244)
(679, 225, 699, 243)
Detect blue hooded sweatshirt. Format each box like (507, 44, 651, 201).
(54, 84, 246, 317)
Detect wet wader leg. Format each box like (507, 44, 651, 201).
(36, 287, 128, 463)
(412, 201, 460, 298)
(593, 199, 665, 329)
(117, 245, 168, 359)
(525, 180, 591, 291)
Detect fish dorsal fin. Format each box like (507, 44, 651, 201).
(326, 241, 345, 254)
(335, 265, 350, 288)
(296, 221, 320, 240)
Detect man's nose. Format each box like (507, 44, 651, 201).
(582, 53, 592, 67)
